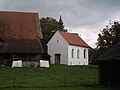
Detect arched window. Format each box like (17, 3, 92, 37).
(84, 49, 87, 59)
(71, 49, 74, 58)
(77, 49, 80, 59)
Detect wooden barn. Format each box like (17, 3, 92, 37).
(0, 11, 43, 67)
(96, 42, 120, 87)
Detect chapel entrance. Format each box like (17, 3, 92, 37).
(55, 54, 61, 64)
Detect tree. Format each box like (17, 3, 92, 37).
(111, 21, 120, 44)
(97, 21, 120, 49)
(40, 17, 67, 53)
(95, 20, 120, 58)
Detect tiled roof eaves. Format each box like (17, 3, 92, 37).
(69, 43, 89, 48)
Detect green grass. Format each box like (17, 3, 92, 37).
(0, 87, 114, 90)
(0, 65, 113, 90)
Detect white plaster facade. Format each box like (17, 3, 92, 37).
(68, 45, 88, 65)
(47, 31, 89, 65)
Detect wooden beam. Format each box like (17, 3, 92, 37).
(13, 53, 15, 61)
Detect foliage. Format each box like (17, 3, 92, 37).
(97, 21, 120, 49)
(94, 21, 120, 59)
(40, 17, 67, 53)
(40, 17, 58, 44)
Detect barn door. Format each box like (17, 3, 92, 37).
(55, 54, 61, 64)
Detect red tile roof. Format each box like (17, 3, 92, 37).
(59, 31, 89, 47)
(0, 11, 42, 40)
(0, 11, 43, 53)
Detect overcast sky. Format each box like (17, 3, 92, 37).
(0, 0, 120, 48)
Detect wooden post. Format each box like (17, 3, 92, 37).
(27, 53, 28, 67)
(13, 53, 15, 61)
(12, 53, 16, 87)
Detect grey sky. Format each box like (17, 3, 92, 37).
(0, 0, 120, 47)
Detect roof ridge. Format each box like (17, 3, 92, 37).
(0, 11, 38, 14)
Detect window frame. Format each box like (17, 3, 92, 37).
(77, 49, 80, 59)
(84, 49, 87, 59)
(71, 49, 74, 58)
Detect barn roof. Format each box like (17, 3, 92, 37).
(0, 11, 43, 53)
(96, 41, 120, 61)
(59, 31, 89, 47)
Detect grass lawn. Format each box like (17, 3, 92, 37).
(0, 87, 114, 90)
(0, 65, 114, 90)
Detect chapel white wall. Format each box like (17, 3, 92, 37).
(47, 31, 68, 64)
(68, 45, 89, 65)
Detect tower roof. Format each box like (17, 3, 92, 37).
(58, 15, 63, 25)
